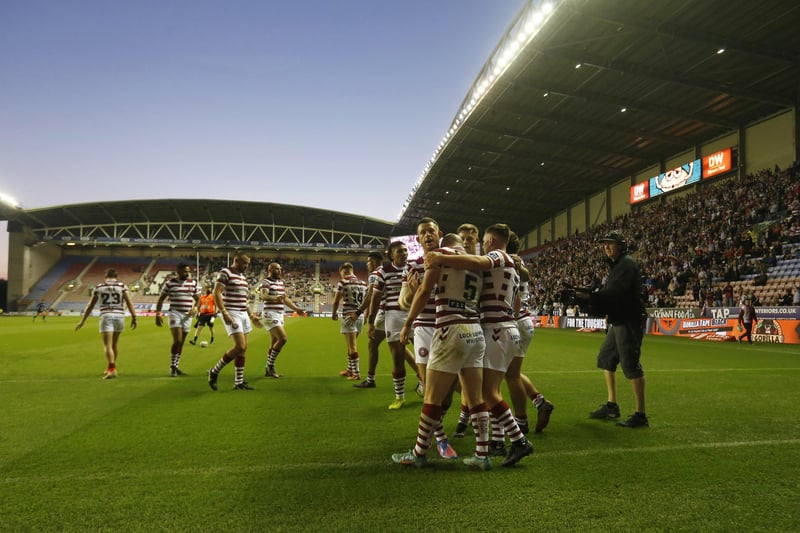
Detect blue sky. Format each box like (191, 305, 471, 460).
(0, 0, 526, 278)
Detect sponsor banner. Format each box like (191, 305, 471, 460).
(650, 158, 702, 198)
(702, 306, 800, 320)
(630, 181, 649, 205)
(647, 307, 701, 319)
(534, 315, 607, 330)
(649, 317, 800, 344)
(703, 148, 732, 179)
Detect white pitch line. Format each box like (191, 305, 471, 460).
(2, 438, 798, 484)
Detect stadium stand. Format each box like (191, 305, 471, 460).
(524, 163, 800, 313)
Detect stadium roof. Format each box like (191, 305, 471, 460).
(3, 1, 799, 246)
(396, 0, 800, 236)
(3, 199, 395, 251)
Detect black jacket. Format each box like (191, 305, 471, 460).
(588, 254, 646, 325)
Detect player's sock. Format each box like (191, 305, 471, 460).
(412, 403, 442, 457)
(532, 393, 545, 408)
(490, 413, 505, 442)
(392, 371, 406, 399)
(491, 401, 524, 443)
(211, 353, 233, 374)
(470, 403, 490, 458)
(267, 348, 280, 368)
(171, 352, 180, 368)
(459, 404, 470, 425)
(233, 355, 246, 385)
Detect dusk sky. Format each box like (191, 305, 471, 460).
(0, 0, 526, 279)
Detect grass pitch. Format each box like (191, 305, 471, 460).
(1, 316, 798, 532)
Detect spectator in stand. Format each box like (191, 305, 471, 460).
(778, 288, 794, 306)
(723, 281, 735, 307)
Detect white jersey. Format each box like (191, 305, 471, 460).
(93, 278, 129, 316)
(480, 249, 519, 326)
(336, 275, 367, 314)
(216, 267, 250, 312)
(433, 246, 481, 328)
(260, 277, 287, 315)
(159, 277, 199, 314)
(373, 263, 407, 313)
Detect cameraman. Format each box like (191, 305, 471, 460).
(571, 231, 649, 428)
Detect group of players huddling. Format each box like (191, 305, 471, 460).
(76, 216, 553, 471)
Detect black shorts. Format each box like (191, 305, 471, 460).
(194, 314, 215, 328)
(596, 319, 644, 379)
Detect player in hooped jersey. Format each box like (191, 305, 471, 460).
(155, 263, 200, 377)
(75, 268, 138, 379)
(393, 233, 492, 469)
(367, 241, 415, 409)
(505, 232, 554, 434)
(350, 252, 384, 388)
(207, 253, 261, 391)
(426, 223, 534, 467)
(260, 262, 306, 378)
(398, 217, 458, 459)
(332, 262, 367, 380)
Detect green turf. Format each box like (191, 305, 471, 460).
(1, 316, 798, 532)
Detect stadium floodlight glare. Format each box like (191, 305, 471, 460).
(398, 0, 563, 221)
(0, 191, 21, 208)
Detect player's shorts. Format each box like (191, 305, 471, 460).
(341, 314, 364, 335)
(516, 315, 535, 356)
(597, 320, 644, 379)
(195, 314, 215, 327)
(261, 310, 285, 331)
(223, 310, 253, 337)
(99, 314, 125, 333)
(428, 322, 485, 374)
(373, 309, 386, 331)
(413, 325, 434, 365)
(384, 310, 408, 343)
(482, 324, 522, 372)
(168, 309, 193, 333)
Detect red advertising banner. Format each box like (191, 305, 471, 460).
(703, 148, 732, 179)
(629, 181, 649, 205)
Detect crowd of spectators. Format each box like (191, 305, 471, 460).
(525, 162, 800, 314)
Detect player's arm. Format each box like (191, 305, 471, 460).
(214, 281, 231, 325)
(154, 291, 167, 327)
(331, 291, 343, 320)
(400, 265, 438, 344)
(512, 254, 530, 282)
(124, 291, 138, 330)
(426, 251, 492, 271)
(398, 270, 420, 311)
(366, 288, 382, 326)
(75, 294, 98, 331)
(283, 295, 305, 316)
